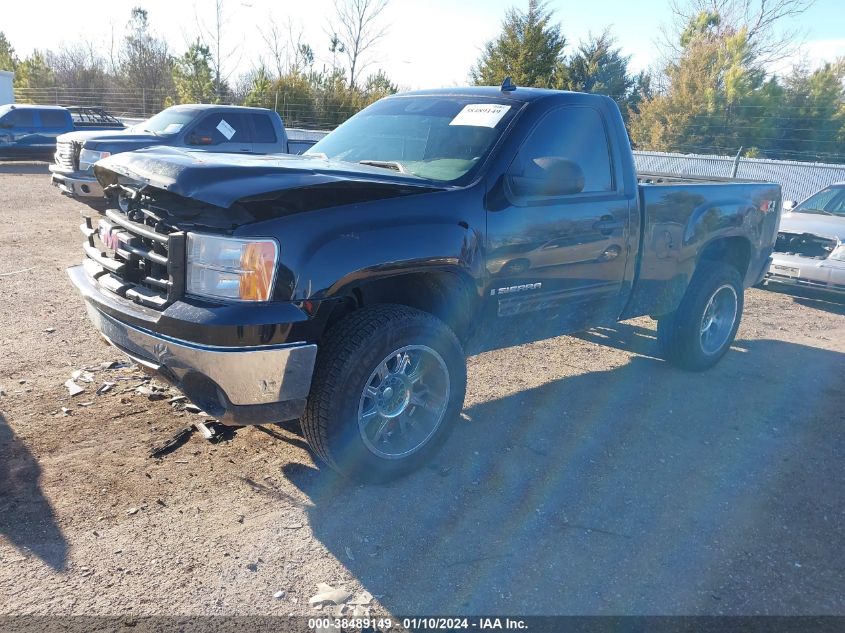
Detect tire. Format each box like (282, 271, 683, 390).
(657, 262, 744, 371)
(301, 305, 467, 482)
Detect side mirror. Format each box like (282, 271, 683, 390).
(783, 200, 796, 211)
(187, 133, 213, 146)
(507, 157, 585, 198)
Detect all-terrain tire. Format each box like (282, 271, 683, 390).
(657, 262, 744, 371)
(301, 305, 466, 482)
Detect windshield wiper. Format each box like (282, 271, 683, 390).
(358, 160, 409, 174)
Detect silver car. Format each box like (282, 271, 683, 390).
(766, 183, 845, 293)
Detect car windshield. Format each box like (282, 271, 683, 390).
(794, 187, 845, 216)
(135, 107, 200, 136)
(305, 96, 520, 183)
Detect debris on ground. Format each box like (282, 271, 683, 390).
(65, 380, 85, 396)
(273, 590, 286, 599)
(148, 424, 195, 458)
(309, 583, 352, 608)
(77, 402, 94, 407)
(44, 327, 55, 333)
(135, 385, 168, 400)
(59, 407, 72, 416)
(72, 370, 95, 383)
(96, 382, 115, 395)
(168, 395, 187, 404)
(126, 508, 139, 516)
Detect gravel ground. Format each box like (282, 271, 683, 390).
(1, 161, 844, 616)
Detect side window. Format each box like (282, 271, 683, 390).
(188, 113, 251, 145)
(249, 114, 277, 143)
(39, 110, 68, 128)
(3, 109, 36, 128)
(510, 106, 613, 195)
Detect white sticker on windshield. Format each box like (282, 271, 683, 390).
(449, 103, 511, 128)
(216, 118, 236, 140)
(163, 123, 184, 134)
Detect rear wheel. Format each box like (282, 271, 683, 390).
(302, 305, 466, 482)
(657, 263, 744, 371)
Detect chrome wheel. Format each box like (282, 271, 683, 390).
(358, 345, 450, 459)
(700, 284, 738, 355)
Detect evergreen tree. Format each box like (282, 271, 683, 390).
(471, 0, 566, 88)
(0, 32, 17, 72)
(173, 40, 216, 104)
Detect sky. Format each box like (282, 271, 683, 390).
(5, 0, 845, 89)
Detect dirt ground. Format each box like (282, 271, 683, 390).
(1, 160, 844, 617)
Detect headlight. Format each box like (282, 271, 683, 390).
(79, 148, 111, 171)
(186, 234, 279, 302)
(829, 244, 845, 262)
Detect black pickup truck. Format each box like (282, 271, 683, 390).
(67, 85, 781, 481)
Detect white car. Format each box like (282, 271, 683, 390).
(766, 183, 845, 294)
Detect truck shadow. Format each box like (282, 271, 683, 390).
(0, 413, 68, 570)
(283, 328, 845, 614)
(0, 160, 51, 175)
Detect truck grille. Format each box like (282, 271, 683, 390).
(80, 206, 186, 310)
(774, 231, 838, 260)
(55, 140, 80, 171)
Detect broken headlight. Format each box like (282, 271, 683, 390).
(186, 233, 279, 302)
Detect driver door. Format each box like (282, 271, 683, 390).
(486, 105, 633, 333)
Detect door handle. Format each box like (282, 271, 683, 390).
(593, 217, 624, 235)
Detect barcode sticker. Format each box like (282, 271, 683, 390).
(216, 119, 236, 140)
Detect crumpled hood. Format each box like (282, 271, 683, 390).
(94, 145, 444, 208)
(780, 211, 845, 241)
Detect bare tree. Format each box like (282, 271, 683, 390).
(260, 16, 315, 78)
(195, 0, 242, 99)
(662, 0, 816, 64)
(329, 0, 389, 88)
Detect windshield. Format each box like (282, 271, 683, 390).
(135, 107, 200, 136)
(794, 187, 845, 216)
(306, 96, 520, 183)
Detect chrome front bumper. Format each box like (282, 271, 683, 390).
(766, 253, 845, 294)
(71, 269, 317, 424)
(49, 165, 104, 198)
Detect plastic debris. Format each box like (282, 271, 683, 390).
(126, 508, 139, 516)
(349, 591, 373, 606)
(97, 382, 116, 395)
(65, 380, 85, 396)
(309, 583, 352, 608)
(72, 370, 95, 383)
(273, 590, 286, 599)
(45, 327, 56, 333)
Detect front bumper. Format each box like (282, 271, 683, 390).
(49, 165, 104, 199)
(69, 267, 318, 425)
(766, 253, 845, 294)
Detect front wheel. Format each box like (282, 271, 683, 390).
(302, 305, 467, 482)
(657, 263, 744, 371)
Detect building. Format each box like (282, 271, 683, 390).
(0, 70, 13, 105)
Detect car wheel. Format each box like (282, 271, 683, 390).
(301, 304, 467, 482)
(657, 262, 744, 371)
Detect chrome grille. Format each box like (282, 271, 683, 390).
(55, 140, 79, 171)
(774, 232, 838, 260)
(80, 205, 186, 310)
